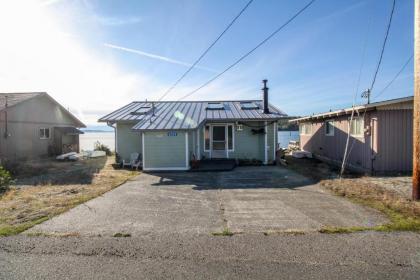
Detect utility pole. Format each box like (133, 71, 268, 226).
(413, 0, 420, 200)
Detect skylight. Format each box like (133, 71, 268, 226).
(206, 102, 225, 110)
(130, 106, 151, 115)
(240, 102, 259, 110)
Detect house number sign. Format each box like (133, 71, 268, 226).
(167, 131, 177, 137)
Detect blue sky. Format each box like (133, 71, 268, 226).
(0, 0, 413, 124)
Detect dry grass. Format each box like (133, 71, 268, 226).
(321, 179, 420, 218)
(0, 157, 138, 236)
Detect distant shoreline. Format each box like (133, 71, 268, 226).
(82, 130, 114, 133)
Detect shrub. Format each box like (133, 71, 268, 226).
(0, 165, 13, 192)
(94, 141, 112, 156)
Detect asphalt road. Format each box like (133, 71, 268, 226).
(1, 232, 420, 279)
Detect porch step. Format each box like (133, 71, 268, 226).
(191, 159, 236, 172)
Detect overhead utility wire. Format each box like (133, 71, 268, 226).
(177, 0, 317, 101)
(157, 0, 255, 101)
(373, 54, 413, 100)
(339, 17, 372, 177)
(369, 0, 396, 93)
(340, 0, 396, 177)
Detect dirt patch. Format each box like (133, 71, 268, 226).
(0, 157, 138, 236)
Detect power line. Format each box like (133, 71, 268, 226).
(369, 0, 396, 93)
(157, 0, 255, 101)
(340, 0, 396, 176)
(177, 0, 317, 101)
(373, 54, 413, 100)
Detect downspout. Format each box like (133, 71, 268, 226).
(4, 95, 8, 139)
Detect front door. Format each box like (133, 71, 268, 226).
(211, 125, 227, 158)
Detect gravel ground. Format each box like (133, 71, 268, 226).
(1, 232, 420, 279)
(360, 176, 412, 199)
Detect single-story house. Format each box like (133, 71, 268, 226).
(291, 96, 413, 175)
(99, 81, 287, 171)
(0, 92, 86, 162)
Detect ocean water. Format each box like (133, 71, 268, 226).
(79, 131, 299, 151)
(278, 131, 299, 148)
(80, 132, 115, 151)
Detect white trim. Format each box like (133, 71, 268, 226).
(115, 123, 118, 154)
(228, 124, 234, 152)
(264, 121, 267, 164)
(185, 132, 189, 168)
(204, 125, 210, 152)
(291, 96, 413, 122)
(39, 127, 50, 140)
(143, 167, 190, 171)
(142, 132, 145, 169)
(273, 122, 276, 161)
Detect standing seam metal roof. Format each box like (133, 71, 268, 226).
(99, 100, 287, 130)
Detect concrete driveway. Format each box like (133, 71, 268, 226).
(27, 166, 387, 236)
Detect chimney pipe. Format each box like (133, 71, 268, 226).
(262, 79, 269, 114)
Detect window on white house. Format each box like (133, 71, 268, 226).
(227, 125, 233, 150)
(325, 120, 334, 136)
(350, 117, 364, 137)
(299, 123, 312, 135)
(204, 125, 210, 151)
(39, 128, 50, 139)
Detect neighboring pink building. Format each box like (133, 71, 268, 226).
(291, 96, 413, 175)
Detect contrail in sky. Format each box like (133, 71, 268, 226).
(104, 43, 215, 72)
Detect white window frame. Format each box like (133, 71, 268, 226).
(204, 125, 211, 152)
(349, 117, 364, 137)
(39, 127, 50, 139)
(299, 123, 312, 135)
(203, 123, 235, 153)
(325, 120, 334, 136)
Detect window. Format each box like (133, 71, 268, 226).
(350, 117, 364, 137)
(325, 120, 334, 136)
(299, 123, 312, 135)
(204, 125, 210, 151)
(39, 128, 50, 139)
(206, 102, 224, 110)
(227, 125, 233, 150)
(240, 102, 259, 110)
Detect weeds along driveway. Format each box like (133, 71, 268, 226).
(26, 166, 388, 237)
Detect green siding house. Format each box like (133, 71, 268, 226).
(99, 82, 286, 171)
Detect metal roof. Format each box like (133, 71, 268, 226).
(0, 92, 44, 111)
(99, 100, 287, 130)
(0, 92, 86, 128)
(290, 96, 414, 123)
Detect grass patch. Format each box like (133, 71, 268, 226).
(0, 216, 49, 236)
(0, 157, 138, 236)
(113, 232, 131, 238)
(319, 180, 420, 234)
(26, 231, 80, 238)
(212, 228, 234, 236)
